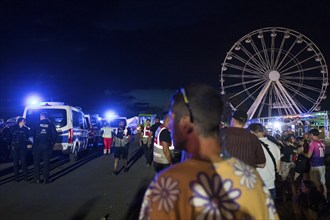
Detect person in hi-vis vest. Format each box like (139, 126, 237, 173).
(112, 120, 131, 176)
(101, 122, 113, 155)
(153, 114, 174, 173)
(140, 119, 152, 166)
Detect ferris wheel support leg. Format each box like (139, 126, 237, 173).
(247, 81, 272, 119)
(275, 81, 302, 115)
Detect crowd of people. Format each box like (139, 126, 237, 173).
(1, 83, 329, 219)
(135, 84, 329, 219)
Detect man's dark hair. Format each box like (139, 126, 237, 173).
(247, 123, 264, 133)
(17, 117, 25, 124)
(155, 116, 160, 121)
(40, 112, 49, 119)
(171, 83, 224, 137)
(309, 128, 319, 136)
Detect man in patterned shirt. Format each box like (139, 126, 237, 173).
(139, 83, 279, 220)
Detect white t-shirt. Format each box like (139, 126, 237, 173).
(101, 127, 113, 138)
(257, 137, 281, 189)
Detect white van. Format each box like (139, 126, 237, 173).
(23, 102, 89, 161)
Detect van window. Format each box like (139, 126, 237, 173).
(25, 109, 67, 128)
(73, 110, 85, 129)
(91, 116, 101, 127)
(85, 116, 91, 129)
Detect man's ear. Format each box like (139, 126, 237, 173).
(181, 116, 193, 134)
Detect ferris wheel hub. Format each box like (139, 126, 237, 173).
(268, 70, 280, 81)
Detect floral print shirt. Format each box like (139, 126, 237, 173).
(139, 158, 279, 220)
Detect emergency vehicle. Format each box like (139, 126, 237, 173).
(23, 102, 89, 161)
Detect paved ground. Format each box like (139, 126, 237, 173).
(0, 139, 154, 220)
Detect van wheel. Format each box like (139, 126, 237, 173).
(70, 144, 79, 162)
(93, 137, 98, 149)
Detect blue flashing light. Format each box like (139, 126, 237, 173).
(105, 110, 118, 121)
(26, 95, 42, 105)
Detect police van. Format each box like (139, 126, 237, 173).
(23, 102, 89, 161)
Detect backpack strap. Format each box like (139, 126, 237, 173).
(260, 140, 277, 173)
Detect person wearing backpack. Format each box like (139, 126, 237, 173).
(31, 112, 57, 184)
(248, 123, 281, 201)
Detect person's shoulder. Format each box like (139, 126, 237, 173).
(23, 125, 30, 130)
(225, 127, 251, 135)
(150, 123, 158, 129)
(264, 138, 281, 151)
(161, 127, 170, 133)
(309, 140, 319, 147)
(156, 160, 200, 178)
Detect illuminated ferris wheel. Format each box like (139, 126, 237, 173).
(220, 27, 328, 119)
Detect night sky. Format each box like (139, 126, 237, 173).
(1, 0, 330, 119)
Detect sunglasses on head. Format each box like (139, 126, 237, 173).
(179, 87, 194, 123)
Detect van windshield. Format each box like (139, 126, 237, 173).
(25, 109, 67, 128)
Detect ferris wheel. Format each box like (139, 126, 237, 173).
(220, 27, 328, 119)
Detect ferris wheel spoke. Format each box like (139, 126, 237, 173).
(280, 82, 318, 103)
(224, 78, 265, 89)
(283, 76, 323, 80)
(275, 81, 302, 114)
(280, 54, 317, 74)
(273, 38, 296, 70)
(274, 34, 288, 69)
(224, 63, 264, 76)
(260, 35, 271, 69)
(281, 79, 321, 93)
(272, 86, 284, 115)
(222, 74, 261, 79)
(257, 95, 267, 118)
(270, 35, 276, 69)
(233, 44, 265, 72)
(246, 39, 270, 71)
(278, 44, 309, 73)
(281, 65, 324, 76)
(232, 45, 265, 72)
(228, 80, 266, 99)
(291, 97, 308, 112)
(268, 85, 274, 117)
(235, 81, 268, 110)
(273, 84, 296, 115)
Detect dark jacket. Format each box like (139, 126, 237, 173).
(33, 119, 57, 150)
(9, 125, 30, 150)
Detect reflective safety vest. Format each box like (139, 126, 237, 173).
(101, 127, 113, 138)
(143, 126, 151, 138)
(153, 125, 174, 164)
(114, 127, 130, 147)
(141, 126, 151, 144)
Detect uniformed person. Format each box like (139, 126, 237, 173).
(9, 117, 30, 182)
(32, 112, 57, 184)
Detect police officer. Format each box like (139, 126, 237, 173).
(32, 112, 57, 184)
(9, 117, 30, 182)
